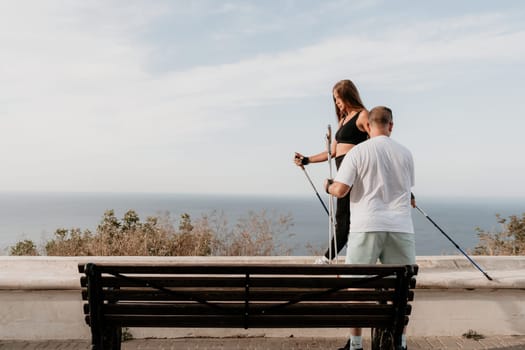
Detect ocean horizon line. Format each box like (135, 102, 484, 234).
(1, 191, 523, 256)
(1, 190, 524, 203)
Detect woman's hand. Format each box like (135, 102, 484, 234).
(294, 152, 309, 167)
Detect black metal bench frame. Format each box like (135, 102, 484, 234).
(79, 263, 418, 350)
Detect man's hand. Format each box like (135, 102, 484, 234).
(324, 178, 333, 194)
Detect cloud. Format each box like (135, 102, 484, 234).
(4, 4, 523, 139)
(159, 12, 525, 110)
(1, 2, 524, 193)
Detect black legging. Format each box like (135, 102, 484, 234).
(324, 155, 350, 259)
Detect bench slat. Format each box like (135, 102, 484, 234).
(97, 289, 402, 302)
(102, 314, 405, 328)
(100, 302, 410, 316)
(80, 263, 415, 276)
(82, 302, 412, 317)
(80, 276, 415, 289)
(81, 289, 414, 302)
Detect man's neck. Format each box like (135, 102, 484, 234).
(369, 130, 391, 138)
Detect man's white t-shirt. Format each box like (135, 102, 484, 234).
(335, 135, 415, 233)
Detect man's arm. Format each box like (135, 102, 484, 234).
(324, 179, 351, 198)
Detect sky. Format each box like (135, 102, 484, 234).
(1, 0, 525, 198)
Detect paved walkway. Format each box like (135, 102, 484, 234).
(1, 336, 525, 350)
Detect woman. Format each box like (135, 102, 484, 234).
(294, 79, 369, 263)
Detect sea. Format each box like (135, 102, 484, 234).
(1, 191, 523, 256)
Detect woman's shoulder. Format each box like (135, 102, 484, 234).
(358, 108, 369, 117)
(356, 108, 369, 127)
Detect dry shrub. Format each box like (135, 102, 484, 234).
(209, 210, 294, 256)
(9, 239, 39, 256)
(45, 228, 93, 256)
(474, 213, 525, 255)
(10, 209, 294, 257)
(304, 242, 324, 257)
(172, 213, 213, 256)
(43, 210, 213, 256)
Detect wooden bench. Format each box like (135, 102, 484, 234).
(79, 262, 418, 350)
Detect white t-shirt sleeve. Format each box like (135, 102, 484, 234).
(410, 153, 415, 187)
(334, 151, 357, 187)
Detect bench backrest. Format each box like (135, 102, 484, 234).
(79, 263, 418, 330)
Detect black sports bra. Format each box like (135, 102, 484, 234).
(335, 111, 368, 145)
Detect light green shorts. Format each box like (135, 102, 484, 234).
(345, 231, 416, 265)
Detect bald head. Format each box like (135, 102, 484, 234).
(368, 106, 393, 137)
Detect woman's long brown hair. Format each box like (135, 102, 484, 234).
(332, 80, 365, 122)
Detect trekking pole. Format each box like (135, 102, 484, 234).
(415, 205, 493, 281)
(299, 165, 329, 215)
(294, 155, 335, 220)
(326, 125, 337, 262)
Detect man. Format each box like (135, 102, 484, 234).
(325, 106, 415, 350)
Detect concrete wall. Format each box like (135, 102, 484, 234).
(0, 256, 524, 340)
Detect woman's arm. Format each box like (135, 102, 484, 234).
(357, 109, 370, 135)
(294, 151, 328, 167)
(294, 120, 341, 166)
